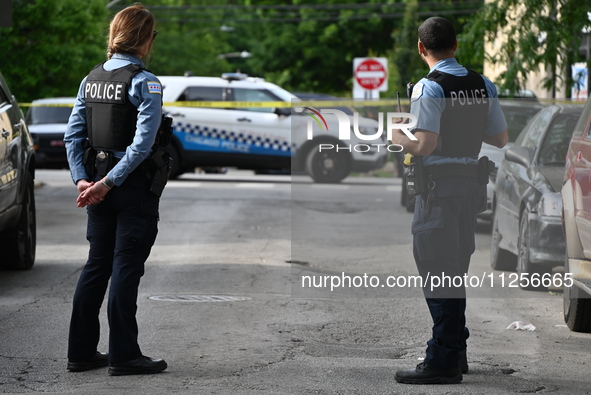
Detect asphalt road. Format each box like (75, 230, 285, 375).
(0, 169, 590, 394)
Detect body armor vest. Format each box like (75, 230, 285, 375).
(84, 62, 144, 151)
(425, 69, 489, 157)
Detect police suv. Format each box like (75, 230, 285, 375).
(160, 73, 388, 183)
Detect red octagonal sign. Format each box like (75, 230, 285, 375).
(355, 59, 387, 90)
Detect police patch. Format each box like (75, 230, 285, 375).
(147, 81, 162, 94)
(411, 82, 424, 102)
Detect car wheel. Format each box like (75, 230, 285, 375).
(305, 145, 350, 183)
(165, 145, 182, 179)
(517, 209, 542, 290)
(564, 281, 591, 333)
(1, 173, 36, 270)
(490, 211, 516, 271)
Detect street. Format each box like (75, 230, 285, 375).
(1, 169, 590, 394)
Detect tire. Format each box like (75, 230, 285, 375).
(517, 209, 542, 290)
(490, 211, 516, 271)
(1, 172, 36, 270)
(564, 281, 591, 333)
(305, 145, 350, 183)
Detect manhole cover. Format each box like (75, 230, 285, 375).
(148, 295, 252, 302)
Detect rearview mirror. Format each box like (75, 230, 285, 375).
(274, 107, 291, 117)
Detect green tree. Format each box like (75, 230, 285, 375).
(460, 0, 590, 95)
(0, 0, 109, 102)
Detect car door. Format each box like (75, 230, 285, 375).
(228, 87, 292, 166)
(0, 85, 17, 212)
(167, 85, 236, 157)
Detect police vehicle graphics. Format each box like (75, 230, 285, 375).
(160, 74, 387, 182)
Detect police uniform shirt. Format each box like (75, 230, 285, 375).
(410, 58, 507, 167)
(65, 53, 162, 186)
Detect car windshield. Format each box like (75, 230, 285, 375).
(501, 102, 544, 142)
(27, 106, 73, 124)
(538, 113, 581, 166)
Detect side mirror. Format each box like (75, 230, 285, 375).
(505, 146, 533, 168)
(274, 107, 291, 117)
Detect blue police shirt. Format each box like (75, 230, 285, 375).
(410, 58, 507, 166)
(65, 53, 162, 186)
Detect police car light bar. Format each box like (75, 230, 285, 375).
(221, 72, 249, 82)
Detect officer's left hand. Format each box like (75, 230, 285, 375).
(76, 182, 109, 208)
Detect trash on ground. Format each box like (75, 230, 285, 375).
(506, 321, 536, 331)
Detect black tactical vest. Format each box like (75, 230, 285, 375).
(84, 62, 144, 151)
(425, 69, 489, 157)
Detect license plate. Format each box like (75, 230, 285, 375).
(50, 140, 65, 147)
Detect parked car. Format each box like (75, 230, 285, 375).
(491, 104, 583, 289)
(478, 100, 546, 220)
(160, 73, 388, 182)
(400, 99, 544, 213)
(561, 97, 591, 332)
(0, 71, 36, 269)
(26, 97, 75, 168)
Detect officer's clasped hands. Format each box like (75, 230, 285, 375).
(76, 181, 108, 208)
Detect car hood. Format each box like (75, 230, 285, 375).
(538, 165, 565, 193)
(28, 123, 68, 134)
(480, 142, 513, 168)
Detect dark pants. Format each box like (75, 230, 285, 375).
(68, 169, 159, 363)
(411, 176, 485, 370)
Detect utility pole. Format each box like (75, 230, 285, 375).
(0, 0, 12, 28)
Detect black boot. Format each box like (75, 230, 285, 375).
(460, 348, 469, 374)
(395, 362, 462, 384)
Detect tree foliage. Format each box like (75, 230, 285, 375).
(0, 0, 489, 102)
(0, 0, 108, 102)
(460, 0, 590, 94)
(141, 0, 485, 96)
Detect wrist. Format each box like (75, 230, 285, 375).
(101, 177, 115, 190)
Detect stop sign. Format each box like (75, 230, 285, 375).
(355, 59, 387, 91)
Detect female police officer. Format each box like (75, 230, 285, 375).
(64, 4, 167, 375)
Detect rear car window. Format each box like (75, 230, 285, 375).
(177, 87, 225, 102)
(538, 113, 580, 166)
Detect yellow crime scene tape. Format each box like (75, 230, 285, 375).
(19, 99, 409, 108)
(20, 98, 584, 108)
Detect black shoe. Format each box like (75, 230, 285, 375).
(395, 362, 462, 384)
(108, 355, 167, 376)
(460, 349, 469, 374)
(67, 351, 109, 372)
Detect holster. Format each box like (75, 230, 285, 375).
(155, 115, 173, 148)
(82, 140, 97, 180)
(404, 155, 426, 197)
(477, 156, 495, 186)
(144, 148, 173, 197)
(95, 150, 114, 179)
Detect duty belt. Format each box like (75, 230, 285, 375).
(425, 164, 479, 179)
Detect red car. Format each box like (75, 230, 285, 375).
(562, 97, 591, 332)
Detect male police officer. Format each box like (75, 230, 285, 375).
(390, 17, 508, 384)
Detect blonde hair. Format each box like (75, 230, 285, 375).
(107, 3, 155, 59)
